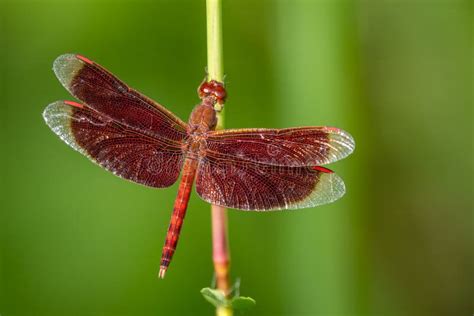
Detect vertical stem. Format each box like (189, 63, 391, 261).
(206, 0, 225, 129)
(206, 1, 232, 316)
(212, 204, 231, 307)
(206, 0, 223, 81)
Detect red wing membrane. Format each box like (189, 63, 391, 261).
(205, 127, 354, 167)
(196, 156, 345, 211)
(53, 54, 187, 142)
(43, 101, 184, 188)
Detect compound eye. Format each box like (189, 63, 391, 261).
(198, 80, 227, 104)
(212, 84, 227, 104)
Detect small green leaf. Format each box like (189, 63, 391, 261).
(201, 287, 256, 312)
(231, 296, 256, 311)
(200, 287, 227, 308)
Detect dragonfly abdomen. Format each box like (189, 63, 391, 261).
(159, 158, 198, 278)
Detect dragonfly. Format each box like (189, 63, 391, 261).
(43, 54, 355, 278)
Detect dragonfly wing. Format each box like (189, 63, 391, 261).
(43, 101, 184, 188)
(195, 156, 345, 211)
(53, 54, 187, 142)
(205, 127, 354, 167)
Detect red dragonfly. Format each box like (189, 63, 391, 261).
(43, 54, 355, 278)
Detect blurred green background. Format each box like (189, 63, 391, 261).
(1, 0, 472, 315)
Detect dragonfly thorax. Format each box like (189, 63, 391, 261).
(187, 102, 217, 134)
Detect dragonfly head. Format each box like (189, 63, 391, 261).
(198, 80, 227, 105)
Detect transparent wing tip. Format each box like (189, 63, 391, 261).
(53, 54, 84, 90)
(301, 171, 346, 208)
(43, 100, 66, 127)
(323, 171, 346, 203)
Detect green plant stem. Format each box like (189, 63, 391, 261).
(206, 0, 225, 128)
(206, 1, 232, 316)
(206, 0, 223, 80)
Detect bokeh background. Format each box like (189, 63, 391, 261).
(1, 0, 472, 315)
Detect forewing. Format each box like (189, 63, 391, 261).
(43, 101, 184, 188)
(53, 54, 187, 142)
(196, 156, 345, 211)
(205, 127, 354, 167)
